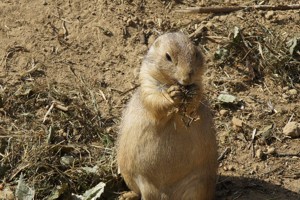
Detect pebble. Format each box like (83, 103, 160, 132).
(265, 11, 274, 20)
(266, 146, 276, 155)
(232, 117, 243, 127)
(60, 155, 75, 166)
(282, 86, 289, 91)
(288, 89, 297, 95)
(219, 109, 229, 116)
(283, 121, 300, 138)
(255, 149, 265, 160)
(282, 94, 289, 99)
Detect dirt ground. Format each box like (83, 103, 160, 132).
(0, 0, 299, 199)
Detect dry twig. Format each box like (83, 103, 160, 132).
(218, 147, 231, 161)
(176, 4, 300, 14)
(43, 103, 55, 123)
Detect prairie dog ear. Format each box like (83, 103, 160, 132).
(148, 34, 159, 48)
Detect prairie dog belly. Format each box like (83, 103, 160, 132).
(118, 91, 217, 194)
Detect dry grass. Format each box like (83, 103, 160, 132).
(0, 80, 120, 199)
(212, 19, 300, 84)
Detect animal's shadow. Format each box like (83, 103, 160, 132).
(103, 175, 299, 199)
(217, 175, 300, 200)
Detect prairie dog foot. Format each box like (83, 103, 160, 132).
(119, 191, 140, 200)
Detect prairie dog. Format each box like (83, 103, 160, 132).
(117, 32, 217, 200)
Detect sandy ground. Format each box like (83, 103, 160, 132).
(0, 0, 299, 199)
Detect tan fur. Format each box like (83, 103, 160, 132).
(117, 32, 217, 200)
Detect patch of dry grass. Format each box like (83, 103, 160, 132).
(212, 19, 300, 84)
(0, 80, 120, 199)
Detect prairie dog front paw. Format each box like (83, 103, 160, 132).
(167, 85, 184, 104)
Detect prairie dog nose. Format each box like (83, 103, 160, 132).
(178, 78, 190, 85)
(177, 73, 192, 85)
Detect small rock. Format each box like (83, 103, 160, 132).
(218, 94, 236, 103)
(266, 146, 276, 155)
(255, 149, 265, 160)
(232, 117, 243, 127)
(282, 93, 289, 99)
(265, 11, 274, 20)
(282, 86, 289, 91)
(283, 122, 300, 138)
(60, 155, 75, 166)
(219, 109, 229, 116)
(288, 89, 298, 95)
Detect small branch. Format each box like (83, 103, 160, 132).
(176, 6, 244, 14)
(176, 4, 300, 14)
(248, 128, 257, 149)
(54, 103, 68, 112)
(121, 85, 140, 96)
(275, 152, 300, 157)
(43, 103, 55, 123)
(218, 147, 231, 161)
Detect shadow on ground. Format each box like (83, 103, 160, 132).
(217, 175, 300, 200)
(102, 175, 300, 199)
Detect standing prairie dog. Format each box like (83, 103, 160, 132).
(117, 32, 217, 200)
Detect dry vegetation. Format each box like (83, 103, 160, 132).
(0, 0, 299, 199)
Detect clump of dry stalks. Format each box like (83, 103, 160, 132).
(177, 84, 202, 126)
(0, 81, 120, 199)
(214, 23, 300, 84)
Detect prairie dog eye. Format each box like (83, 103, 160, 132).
(165, 52, 172, 62)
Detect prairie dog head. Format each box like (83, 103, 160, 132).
(141, 32, 205, 86)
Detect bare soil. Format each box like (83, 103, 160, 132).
(0, 0, 299, 199)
